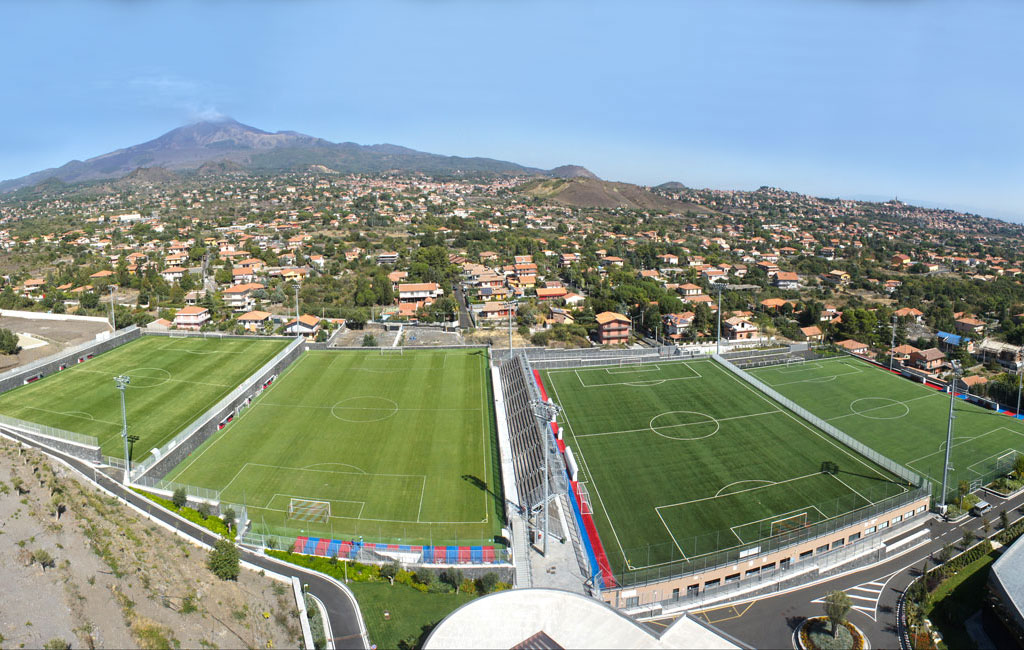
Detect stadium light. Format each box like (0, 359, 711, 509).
(889, 313, 898, 373)
(108, 285, 116, 330)
(715, 283, 724, 356)
(114, 374, 131, 484)
(940, 361, 960, 510)
(1016, 366, 1022, 418)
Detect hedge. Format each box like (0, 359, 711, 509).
(132, 489, 235, 539)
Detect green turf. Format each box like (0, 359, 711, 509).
(165, 348, 504, 547)
(0, 335, 289, 459)
(540, 359, 909, 577)
(749, 357, 1024, 503)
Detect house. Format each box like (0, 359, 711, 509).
(954, 317, 986, 337)
(595, 311, 631, 345)
(909, 348, 946, 372)
(836, 339, 870, 355)
(232, 267, 256, 284)
(223, 282, 265, 313)
(937, 331, 974, 354)
(663, 312, 695, 340)
(376, 251, 399, 265)
(891, 253, 912, 268)
(536, 286, 568, 301)
(173, 306, 210, 331)
(891, 344, 921, 363)
(679, 283, 702, 297)
(161, 266, 187, 283)
(398, 282, 444, 304)
(759, 298, 794, 312)
(701, 268, 728, 284)
(958, 375, 988, 392)
(90, 269, 115, 281)
(976, 339, 1023, 371)
(657, 253, 679, 266)
(722, 317, 758, 340)
(798, 325, 823, 342)
(238, 310, 271, 332)
(894, 307, 924, 323)
(146, 318, 172, 331)
(388, 270, 408, 289)
(284, 314, 322, 338)
(823, 270, 851, 286)
(480, 302, 514, 321)
(773, 271, 800, 290)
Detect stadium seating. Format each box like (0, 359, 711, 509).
(293, 536, 308, 553)
(315, 538, 330, 556)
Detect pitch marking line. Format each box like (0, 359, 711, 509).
(655, 506, 689, 563)
(656, 472, 822, 511)
(266, 493, 366, 520)
(966, 447, 1024, 474)
(728, 505, 827, 544)
(827, 393, 933, 422)
(573, 409, 782, 439)
(828, 472, 871, 504)
(906, 426, 1024, 472)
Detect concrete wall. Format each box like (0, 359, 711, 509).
(0, 426, 101, 463)
(139, 340, 305, 481)
(0, 326, 141, 396)
(0, 309, 112, 324)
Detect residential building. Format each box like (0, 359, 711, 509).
(595, 311, 631, 345)
(173, 306, 210, 331)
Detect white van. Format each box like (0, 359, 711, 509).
(971, 500, 992, 516)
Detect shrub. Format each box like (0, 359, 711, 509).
(172, 487, 187, 509)
(476, 572, 499, 594)
(208, 539, 240, 581)
(132, 490, 235, 539)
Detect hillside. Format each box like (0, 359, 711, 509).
(518, 177, 712, 213)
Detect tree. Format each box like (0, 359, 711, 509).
(0, 327, 20, 355)
(380, 560, 400, 585)
(938, 543, 954, 565)
(822, 590, 851, 638)
(1015, 454, 1024, 480)
(957, 480, 969, 507)
(207, 538, 240, 580)
(962, 527, 976, 550)
(222, 507, 236, 532)
(1000, 509, 1010, 530)
(477, 572, 499, 594)
(982, 517, 991, 536)
(172, 487, 187, 509)
(441, 568, 464, 594)
(33, 549, 55, 571)
(362, 333, 377, 347)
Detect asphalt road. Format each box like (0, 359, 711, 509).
(669, 487, 1024, 649)
(452, 283, 473, 328)
(2, 429, 368, 649)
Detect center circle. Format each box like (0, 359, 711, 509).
(850, 397, 910, 420)
(124, 367, 172, 388)
(330, 396, 400, 423)
(649, 410, 720, 440)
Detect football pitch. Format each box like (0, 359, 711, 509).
(165, 348, 504, 547)
(0, 335, 289, 459)
(539, 359, 909, 576)
(750, 357, 1024, 502)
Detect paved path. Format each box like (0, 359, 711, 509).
(658, 488, 1024, 649)
(2, 428, 369, 649)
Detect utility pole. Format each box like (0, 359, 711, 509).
(115, 375, 131, 484)
(889, 313, 898, 373)
(715, 283, 723, 355)
(1016, 366, 1022, 418)
(941, 361, 961, 509)
(294, 284, 300, 334)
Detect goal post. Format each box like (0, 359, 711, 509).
(995, 451, 1018, 476)
(769, 511, 809, 536)
(380, 347, 404, 355)
(288, 498, 331, 523)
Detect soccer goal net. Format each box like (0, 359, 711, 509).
(288, 498, 331, 523)
(770, 512, 809, 536)
(380, 347, 404, 355)
(170, 331, 189, 339)
(787, 357, 805, 367)
(995, 451, 1019, 476)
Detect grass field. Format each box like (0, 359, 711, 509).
(539, 358, 909, 576)
(0, 335, 289, 459)
(749, 357, 1024, 503)
(165, 348, 504, 547)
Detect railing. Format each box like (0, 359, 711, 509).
(0, 412, 99, 447)
(714, 354, 925, 488)
(132, 337, 304, 479)
(132, 474, 222, 502)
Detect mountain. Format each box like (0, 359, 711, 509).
(0, 118, 555, 192)
(549, 165, 599, 179)
(518, 177, 713, 213)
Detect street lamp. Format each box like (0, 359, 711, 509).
(889, 313, 898, 373)
(108, 285, 116, 330)
(114, 375, 131, 484)
(715, 283, 724, 355)
(940, 361, 961, 509)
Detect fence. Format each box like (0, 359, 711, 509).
(132, 474, 222, 502)
(613, 482, 930, 588)
(0, 412, 98, 447)
(714, 354, 925, 488)
(131, 337, 305, 480)
(143, 330, 294, 341)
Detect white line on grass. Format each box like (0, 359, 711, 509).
(572, 409, 782, 439)
(655, 506, 688, 564)
(828, 472, 871, 505)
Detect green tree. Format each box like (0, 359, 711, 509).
(33, 549, 55, 571)
(0, 328, 20, 355)
(442, 568, 464, 594)
(822, 590, 851, 638)
(362, 333, 377, 347)
(207, 538, 240, 580)
(380, 560, 400, 585)
(172, 487, 187, 509)
(1000, 509, 1010, 530)
(962, 527, 976, 550)
(222, 507, 236, 532)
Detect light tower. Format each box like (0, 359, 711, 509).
(940, 361, 961, 509)
(715, 283, 724, 355)
(889, 313, 898, 373)
(114, 374, 131, 483)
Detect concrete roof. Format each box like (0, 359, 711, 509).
(423, 588, 738, 650)
(991, 535, 1024, 621)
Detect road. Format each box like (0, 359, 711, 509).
(452, 283, 473, 328)
(667, 488, 1024, 649)
(2, 429, 369, 649)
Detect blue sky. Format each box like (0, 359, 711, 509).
(2, 0, 1021, 221)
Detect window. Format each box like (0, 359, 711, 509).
(906, 510, 915, 518)
(917, 505, 927, 513)
(762, 562, 776, 572)
(799, 550, 813, 559)
(746, 567, 760, 577)
(892, 515, 903, 525)
(704, 578, 721, 590)
(817, 545, 829, 554)
(687, 584, 699, 596)
(849, 532, 861, 542)
(832, 539, 845, 549)
(625, 596, 639, 608)
(672, 588, 680, 601)
(865, 526, 876, 535)
(725, 573, 741, 584)
(878, 521, 889, 530)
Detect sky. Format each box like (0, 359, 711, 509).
(1, 0, 1022, 221)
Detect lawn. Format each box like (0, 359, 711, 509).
(539, 358, 909, 581)
(165, 348, 504, 547)
(749, 357, 1024, 503)
(347, 582, 474, 650)
(0, 335, 289, 459)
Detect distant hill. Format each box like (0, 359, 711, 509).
(518, 177, 712, 213)
(549, 165, 599, 179)
(0, 118, 569, 192)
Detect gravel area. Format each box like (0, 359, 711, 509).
(0, 437, 302, 649)
(0, 316, 112, 371)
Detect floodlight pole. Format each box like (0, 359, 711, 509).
(941, 362, 960, 507)
(889, 313, 898, 373)
(1016, 366, 1023, 418)
(115, 374, 131, 484)
(294, 284, 300, 332)
(715, 283, 723, 355)
(109, 285, 116, 330)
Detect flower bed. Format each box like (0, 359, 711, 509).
(798, 617, 864, 650)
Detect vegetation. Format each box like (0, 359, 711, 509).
(207, 538, 240, 580)
(132, 489, 235, 539)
